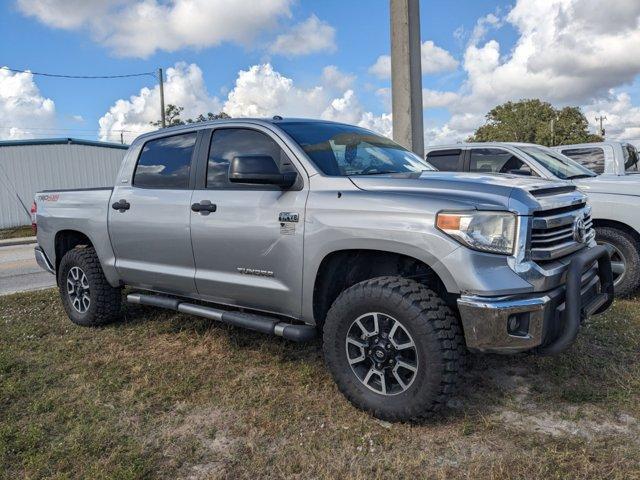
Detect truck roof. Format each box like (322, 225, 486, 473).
(133, 117, 365, 143)
(424, 142, 541, 151)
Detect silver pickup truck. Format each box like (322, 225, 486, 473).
(425, 142, 640, 297)
(33, 118, 613, 421)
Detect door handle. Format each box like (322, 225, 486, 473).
(112, 199, 130, 211)
(191, 201, 217, 213)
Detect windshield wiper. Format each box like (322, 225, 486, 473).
(565, 174, 596, 179)
(354, 170, 401, 176)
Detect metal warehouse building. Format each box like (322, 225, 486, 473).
(0, 138, 128, 229)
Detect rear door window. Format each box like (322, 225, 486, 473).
(425, 149, 462, 171)
(560, 147, 605, 174)
(469, 148, 533, 175)
(133, 132, 197, 188)
(623, 145, 639, 172)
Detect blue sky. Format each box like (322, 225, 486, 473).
(2, 0, 640, 145)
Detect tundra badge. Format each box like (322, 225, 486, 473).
(279, 212, 299, 223)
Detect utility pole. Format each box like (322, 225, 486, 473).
(390, 0, 424, 157)
(595, 115, 607, 137)
(120, 130, 124, 144)
(550, 118, 555, 146)
(158, 67, 166, 128)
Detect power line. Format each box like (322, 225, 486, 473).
(1, 66, 156, 79)
(0, 125, 147, 133)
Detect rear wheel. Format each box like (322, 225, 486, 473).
(58, 246, 122, 326)
(596, 227, 640, 297)
(322, 276, 466, 421)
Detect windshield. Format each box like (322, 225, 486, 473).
(518, 146, 597, 180)
(278, 122, 433, 176)
(623, 144, 639, 172)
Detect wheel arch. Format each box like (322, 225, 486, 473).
(311, 249, 453, 333)
(54, 229, 94, 273)
(592, 218, 640, 243)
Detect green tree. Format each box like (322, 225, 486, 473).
(468, 99, 603, 146)
(150, 104, 230, 127)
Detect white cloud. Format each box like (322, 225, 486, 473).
(583, 90, 640, 146)
(368, 40, 458, 79)
(421, 41, 459, 74)
(223, 64, 326, 118)
(368, 55, 391, 79)
(321, 65, 355, 91)
(100, 62, 393, 142)
(98, 62, 222, 143)
(0, 67, 55, 139)
(268, 15, 336, 57)
(426, 0, 640, 145)
(359, 112, 393, 138)
(422, 89, 459, 109)
(17, 0, 294, 57)
(469, 12, 502, 45)
(223, 64, 391, 135)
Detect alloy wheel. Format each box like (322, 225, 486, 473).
(345, 312, 418, 395)
(66, 266, 90, 313)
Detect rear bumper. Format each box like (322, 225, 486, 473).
(34, 245, 55, 274)
(457, 245, 613, 354)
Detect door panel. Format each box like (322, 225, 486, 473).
(190, 189, 306, 317)
(109, 186, 196, 294)
(108, 131, 199, 295)
(189, 126, 307, 318)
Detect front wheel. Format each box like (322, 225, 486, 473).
(322, 276, 466, 421)
(596, 227, 640, 298)
(58, 246, 122, 326)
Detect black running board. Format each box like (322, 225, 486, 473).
(127, 293, 317, 342)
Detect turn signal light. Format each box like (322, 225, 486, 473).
(436, 214, 461, 231)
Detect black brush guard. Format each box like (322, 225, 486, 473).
(537, 245, 614, 355)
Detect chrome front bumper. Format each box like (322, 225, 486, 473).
(34, 245, 55, 274)
(457, 246, 613, 354)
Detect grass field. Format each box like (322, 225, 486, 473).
(0, 226, 33, 241)
(1, 288, 639, 479)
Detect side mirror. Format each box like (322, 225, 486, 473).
(229, 155, 297, 188)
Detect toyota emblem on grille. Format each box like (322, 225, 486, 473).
(573, 216, 588, 243)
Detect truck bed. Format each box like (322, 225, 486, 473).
(34, 187, 119, 286)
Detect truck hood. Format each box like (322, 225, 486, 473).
(573, 174, 640, 197)
(349, 171, 583, 214)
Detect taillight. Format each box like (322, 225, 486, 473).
(30, 201, 37, 235)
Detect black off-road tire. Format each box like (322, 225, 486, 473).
(596, 227, 640, 298)
(58, 246, 122, 326)
(322, 276, 466, 422)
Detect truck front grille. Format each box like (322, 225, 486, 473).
(530, 203, 594, 262)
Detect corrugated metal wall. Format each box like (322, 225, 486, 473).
(0, 143, 126, 228)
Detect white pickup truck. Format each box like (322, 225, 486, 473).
(553, 141, 639, 176)
(425, 142, 640, 296)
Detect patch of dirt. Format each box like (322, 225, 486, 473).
(495, 408, 639, 442)
(153, 403, 240, 480)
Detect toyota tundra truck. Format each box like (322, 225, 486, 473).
(33, 118, 614, 421)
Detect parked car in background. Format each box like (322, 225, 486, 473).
(552, 141, 639, 175)
(425, 142, 640, 296)
(32, 119, 613, 422)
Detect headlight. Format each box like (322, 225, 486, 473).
(436, 211, 517, 255)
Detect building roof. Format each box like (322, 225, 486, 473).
(0, 137, 129, 150)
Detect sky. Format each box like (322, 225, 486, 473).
(1, 0, 640, 146)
